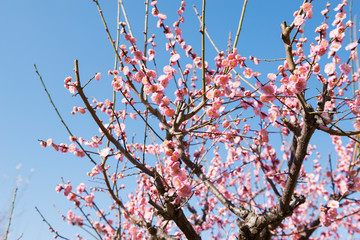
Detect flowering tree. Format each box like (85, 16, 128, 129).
(37, 0, 360, 239)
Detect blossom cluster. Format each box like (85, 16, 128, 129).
(40, 0, 360, 239)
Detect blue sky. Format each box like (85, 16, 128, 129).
(1, 0, 359, 239)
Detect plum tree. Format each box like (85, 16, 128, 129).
(38, 0, 360, 239)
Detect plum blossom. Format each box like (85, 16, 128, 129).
(84, 193, 95, 207)
(339, 63, 351, 75)
(293, 77, 307, 94)
(262, 84, 276, 96)
(324, 63, 336, 76)
(345, 41, 358, 51)
(88, 165, 103, 177)
(243, 68, 253, 79)
(293, 15, 305, 27)
(133, 50, 146, 61)
(170, 53, 180, 63)
(164, 108, 175, 117)
(206, 107, 220, 118)
(95, 73, 101, 81)
(327, 200, 339, 209)
(76, 183, 86, 194)
(100, 147, 111, 158)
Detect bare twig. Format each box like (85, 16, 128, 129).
(4, 188, 18, 240)
(232, 0, 248, 50)
(193, 5, 219, 53)
(34, 64, 97, 164)
(35, 207, 70, 240)
(201, 0, 206, 102)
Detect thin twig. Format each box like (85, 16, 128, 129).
(119, 0, 133, 37)
(193, 5, 219, 53)
(34, 64, 97, 164)
(232, 0, 248, 50)
(143, 0, 150, 57)
(4, 188, 18, 240)
(201, 0, 206, 102)
(35, 207, 70, 240)
(34, 65, 74, 139)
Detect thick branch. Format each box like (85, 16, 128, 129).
(280, 103, 317, 216)
(280, 21, 296, 73)
(148, 226, 178, 240)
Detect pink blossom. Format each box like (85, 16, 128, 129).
(324, 63, 336, 76)
(170, 53, 180, 63)
(114, 123, 126, 137)
(88, 165, 103, 177)
(40, 141, 46, 148)
(100, 147, 111, 158)
(68, 143, 76, 153)
(339, 63, 351, 74)
(67, 209, 75, 224)
(95, 73, 101, 81)
(84, 193, 95, 206)
(320, 211, 332, 227)
(165, 33, 174, 39)
(134, 71, 145, 83)
(174, 27, 182, 36)
(74, 149, 85, 158)
(46, 138, 53, 146)
(69, 136, 77, 142)
(177, 184, 192, 198)
(64, 184, 72, 196)
(229, 59, 238, 68)
(293, 77, 307, 94)
(55, 184, 63, 193)
(215, 75, 230, 86)
(312, 63, 320, 75)
(327, 207, 337, 219)
(164, 108, 175, 117)
(129, 113, 137, 119)
(171, 151, 179, 161)
(330, 42, 341, 52)
(52, 144, 59, 151)
(78, 107, 86, 114)
(158, 13, 167, 20)
(293, 15, 305, 27)
(267, 73, 276, 81)
(262, 84, 276, 96)
(123, 66, 130, 76)
(303, 3, 313, 13)
(59, 143, 68, 153)
(243, 68, 253, 79)
(160, 97, 170, 108)
(345, 41, 358, 51)
(151, 92, 163, 105)
(133, 50, 145, 61)
(76, 183, 86, 194)
(148, 49, 155, 61)
(124, 33, 131, 41)
(212, 100, 222, 110)
(327, 200, 339, 209)
(206, 107, 220, 118)
(67, 192, 77, 201)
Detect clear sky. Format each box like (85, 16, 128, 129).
(1, 0, 359, 239)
